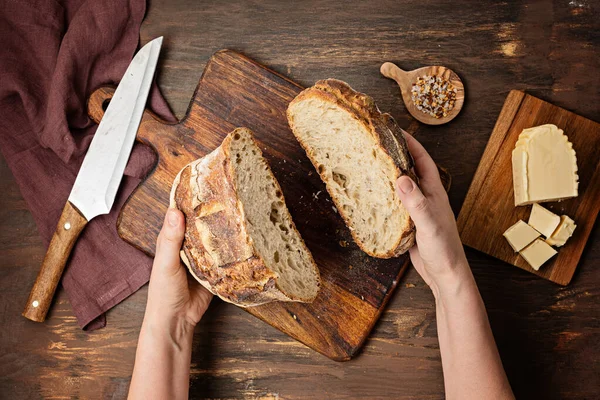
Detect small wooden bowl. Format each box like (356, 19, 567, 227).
(381, 62, 465, 125)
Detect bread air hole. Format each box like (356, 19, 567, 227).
(342, 204, 353, 214)
(317, 165, 325, 174)
(233, 132, 241, 140)
(332, 170, 348, 188)
(269, 207, 280, 224)
(274, 250, 280, 263)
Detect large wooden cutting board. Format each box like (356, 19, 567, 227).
(87, 50, 416, 361)
(457, 90, 600, 285)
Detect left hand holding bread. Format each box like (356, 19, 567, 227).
(145, 208, 213, 330)
(129, 209, 213, 400)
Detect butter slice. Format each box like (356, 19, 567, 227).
(512, 124, 578, 206)
(528, 203, 560, 238)
(503, 220, 541, 252)
(520, 238, 558, 271)
(546, 215, 576, 247)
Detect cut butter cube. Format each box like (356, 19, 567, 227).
(512, 124, 578, 206)
(546, 215, 576, 247)
(503, 220, 541, 252)
(528, 203, 560, 238)
(520, 238, 557, 271)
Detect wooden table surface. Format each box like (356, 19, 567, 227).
(1, 1, 599, 399)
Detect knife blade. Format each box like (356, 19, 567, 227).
(22, 37, 163, 323)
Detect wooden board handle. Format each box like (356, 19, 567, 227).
(23, 201, 87, 322)
(88, 86, 172, 126)
(87, 86, 116, 124)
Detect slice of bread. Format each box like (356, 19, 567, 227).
(287, 79, 416, 258)
(170, 128, 320, 306)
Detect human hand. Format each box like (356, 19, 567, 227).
(395, 134, 472, 299)
(130, 209, 212, 399)
(144, 208, 213, 331)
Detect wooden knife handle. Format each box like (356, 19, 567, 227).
(22, 201, 87, 322)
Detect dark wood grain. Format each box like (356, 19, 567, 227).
(22, 201, 87, 322)
(88, 50, 419, 361)
(457, 90, 600, 285)
(1, 0, 600, 399)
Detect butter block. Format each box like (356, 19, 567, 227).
(546, 215, 576, 247)
(528, 203, 560, 238)
(503, 220, 541, 252)
(512, 124, 578, 206)
(520, 238, 558, 271)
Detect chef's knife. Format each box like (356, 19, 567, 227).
(22, 37, 163, 322)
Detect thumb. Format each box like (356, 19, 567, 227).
(395, 176, 437, 235)
(154, 208, 185, 274)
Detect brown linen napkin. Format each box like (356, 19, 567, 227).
(0, 0, 175, 329)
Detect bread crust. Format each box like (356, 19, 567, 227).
(287, 79, 417, 258)
(170, 128, 319, 306)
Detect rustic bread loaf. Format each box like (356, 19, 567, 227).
(170, 128, 320, 306)
(287, 79, 416, 258)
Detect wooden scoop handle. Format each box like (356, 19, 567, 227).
(380, 62, 408, 87)
(22, 201, 87, 322)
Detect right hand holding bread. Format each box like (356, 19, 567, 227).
(394, 134, 472, 299)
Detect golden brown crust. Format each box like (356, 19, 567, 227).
(170, 128, 312, 306)
(287, 79, 416, 258)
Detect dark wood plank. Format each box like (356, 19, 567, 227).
(457, 91, 600, 285)
(1, 0, 600, 399)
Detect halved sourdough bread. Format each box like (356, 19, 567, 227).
(170, 128, 320, 306)
(287, 79, 416, 258)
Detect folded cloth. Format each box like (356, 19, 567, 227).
(0, 0, 175, 329)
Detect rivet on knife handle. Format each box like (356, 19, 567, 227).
(22, 202, 87, 322)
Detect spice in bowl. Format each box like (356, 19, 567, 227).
(411, 75, 457, 119)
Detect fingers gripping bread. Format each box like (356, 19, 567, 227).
(170, 128, 320, 306)
(287, 79, 417, 258)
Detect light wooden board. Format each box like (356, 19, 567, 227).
(457, 90, 600, 285)
(87, 50, 439, 361)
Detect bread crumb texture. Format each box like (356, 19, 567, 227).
(287, 79, 415, 258)
(171, 128, 320, 306)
